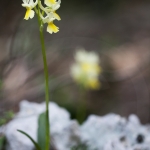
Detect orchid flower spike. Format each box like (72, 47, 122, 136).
(22, 0, 61, 34)
(22, 0, 38, 20)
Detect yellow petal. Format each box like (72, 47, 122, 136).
(50, 0, 56, 4)
(45, 0, 56, 6)
(47, 22, 59, 34)
(88, 79, 100, 90)
(54, 12, 61, 20)
(24, 8, 35, 20)
(82, 63, 92, 72)
(29, 10, 35, 19)
(95, 65, 101, 74)
(24, 8, 30, 20)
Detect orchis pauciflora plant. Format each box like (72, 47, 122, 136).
(70, 49, 101, 123)
(18, 0, 61, 150)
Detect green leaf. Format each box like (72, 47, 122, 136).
(37, 112, 46, 150)
(17, 130, 41, 150)
(0, 136, 5, 150)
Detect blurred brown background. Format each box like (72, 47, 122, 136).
(1, 0, 150, 123)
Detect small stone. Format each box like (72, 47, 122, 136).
(136, 134, 144, 143)
(120, 136, 126, 142)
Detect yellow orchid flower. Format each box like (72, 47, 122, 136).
(22, 0, 38, 20)
(47, 22, 59, 34)
(71, 49, 101, 90)
(40, 12, 59, 34)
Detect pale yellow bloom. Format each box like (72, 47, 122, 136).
(47, 22, 59, 34)
(40, 12, 59, 34)
(71, 49, 101, 90)
(22, 0, 38, 20)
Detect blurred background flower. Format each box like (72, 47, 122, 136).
(70, 49, 101, 90)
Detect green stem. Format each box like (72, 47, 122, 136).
(37, 7, 50, 150)
(77, 88, 87, 124)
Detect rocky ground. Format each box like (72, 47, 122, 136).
(1, 101, 150, 150)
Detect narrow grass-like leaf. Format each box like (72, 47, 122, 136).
(17, 130, 41, 150)
(0, 136, 5, 150)
(37, 112, 46, 150)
